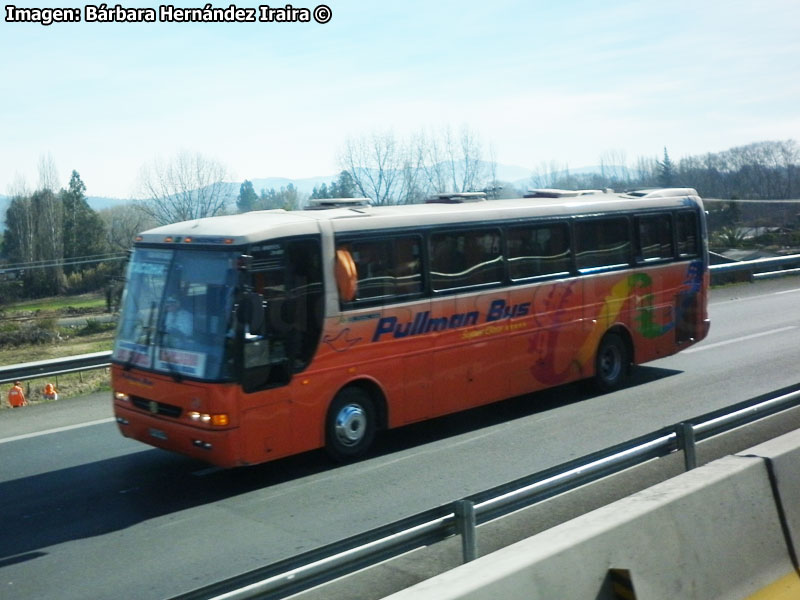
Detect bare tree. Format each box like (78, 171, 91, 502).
(339, 132, 409, 205)
(100, 204, 158, 252)
(598, 149, 631, 187)
(452, 125, 485, 193)
(38, 153, 60, 192)
(485, 144, 501, 198)
(529, 160, 569, 189)
(340, 126, 493, 205)
(415, 125, 488, 195)
(137, 152, 233, 225)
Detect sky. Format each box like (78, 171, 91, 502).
(1, 0, 799, 198)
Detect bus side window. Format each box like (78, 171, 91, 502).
(429, 229, 502, 291)
(508, 223, 571, 280)
(337, 236, 424, 305)
(575, 217, 631, 271)
(676, 211, 699, 257)
(340, 240, 392, 300)
(392, 237, 422, 296)
(636, 214, 673, 262)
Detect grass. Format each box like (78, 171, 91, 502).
(4, 292, 107, 314)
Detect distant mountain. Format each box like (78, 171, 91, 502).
(86, 196, 134, 211)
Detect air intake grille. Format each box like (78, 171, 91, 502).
(131, 397, 182, 418)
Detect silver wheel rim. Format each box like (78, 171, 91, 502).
(599, 345, 622, 382)
(334, 403, 367, 447)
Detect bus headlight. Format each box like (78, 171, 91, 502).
(188, 412, 229, 427)
(211, 414, 229, 427)
(114, 392, 130, 402)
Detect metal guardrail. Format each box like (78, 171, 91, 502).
(709, 253, 800, 282)
(170, 383, 800, 600)
(0, 351, 112, 385)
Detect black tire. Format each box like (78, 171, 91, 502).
(593, 332, 629, 393)
(325, 386, 377, 461)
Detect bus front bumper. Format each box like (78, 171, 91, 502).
(114, 404, 243, 468)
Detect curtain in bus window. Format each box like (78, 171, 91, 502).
(429, 229, 502, 291)
(637, 214, 673, 261)
(507, 223, 570, 280)
(676, 211, 699, 257)
(340, 237, 422, 302)
(575, 218, 631, 271)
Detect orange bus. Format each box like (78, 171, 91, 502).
(111, 188, 709, 467)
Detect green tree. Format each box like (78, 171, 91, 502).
(4, 189, 64, 297)
(330, 170, 356, 198)
(658, 147, 675, 188)
(260, 184, 299, 210)
(3, 195, 35, 276)
(61, 170, 107, 274)
(237, 180, 259, 212)
(310, 182, 330, 200)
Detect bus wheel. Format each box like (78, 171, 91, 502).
(594, 332, 629, 393)
(325, 387, 376, 461)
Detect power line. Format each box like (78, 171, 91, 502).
(0, 253, 126, 273)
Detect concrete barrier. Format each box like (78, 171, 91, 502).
(382, 453, 797, 600)
(738, 428, 800, 570)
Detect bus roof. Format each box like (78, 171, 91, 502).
(134, 188, 701, 247)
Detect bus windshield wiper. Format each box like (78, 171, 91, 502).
(156, 327, 184, 383)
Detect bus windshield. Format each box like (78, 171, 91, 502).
(113, 247, 238, 380)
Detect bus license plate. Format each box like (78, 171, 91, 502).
(149, 428, 168, 441)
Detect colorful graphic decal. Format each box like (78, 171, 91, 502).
(527, 260, 704, 383)
(527, 281, 583, 385)
(634, 259, 703, 338)
(323, 328, 363, 352)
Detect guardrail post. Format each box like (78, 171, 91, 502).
(454, 499, 478, 563)
(676, 422, 697, 471)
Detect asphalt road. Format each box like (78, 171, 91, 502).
(1, 277, 799, 600)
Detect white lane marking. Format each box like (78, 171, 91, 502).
(682, 326, 797, 354)
(0, 417, 115, 444)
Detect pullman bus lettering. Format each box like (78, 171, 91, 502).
(372, 310, 480, 342)
(371, 299, 531, 342)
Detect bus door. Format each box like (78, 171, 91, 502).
(238, 238, 324, 460)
